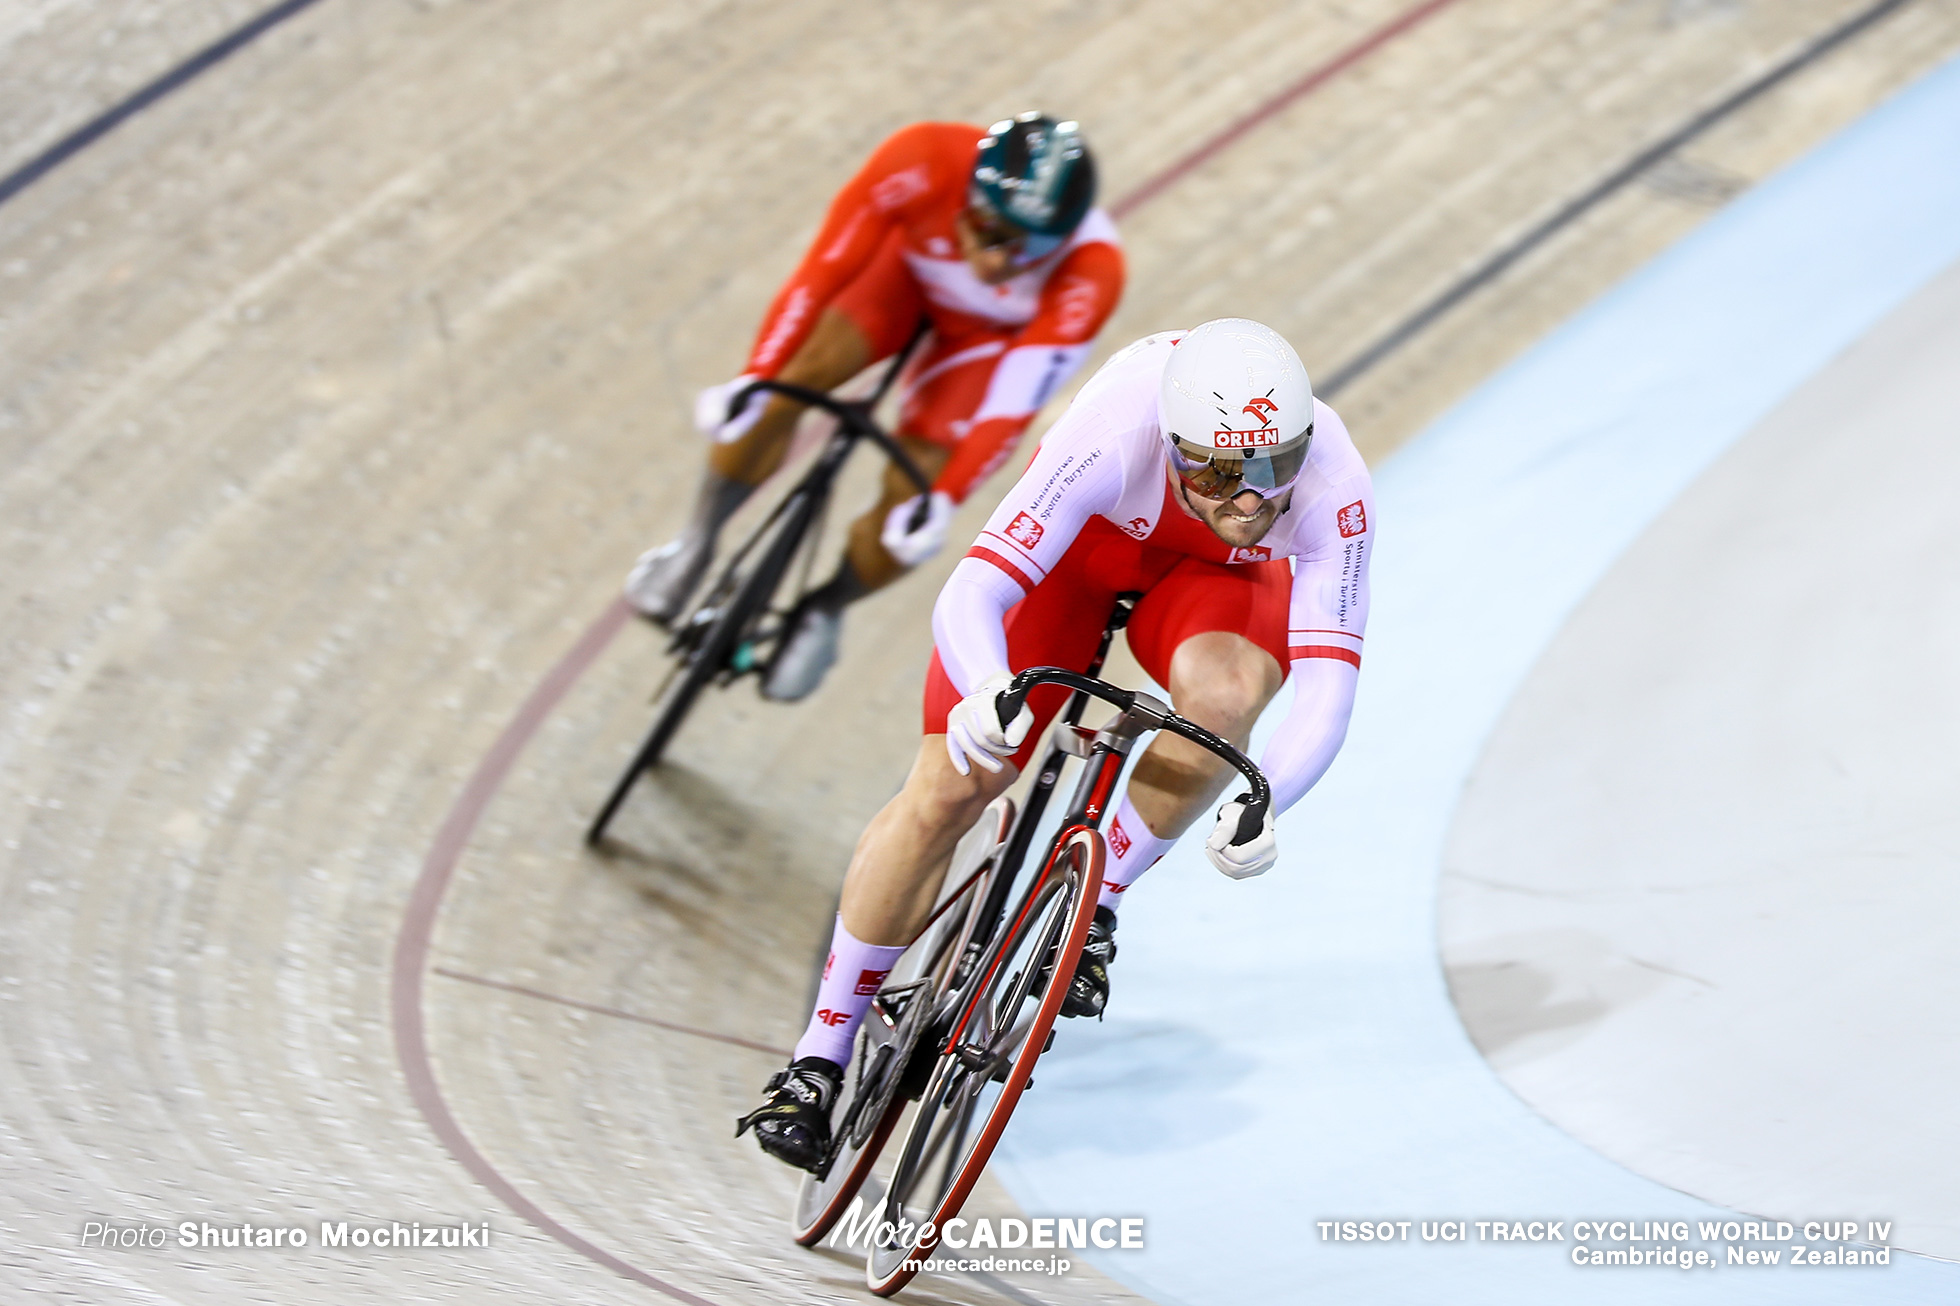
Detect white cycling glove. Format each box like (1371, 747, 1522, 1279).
(879, 491, 956, 568)
(1204, 800, 1277, 879)
(693, 373, 767, 444)
(945, 673, 1033, 777)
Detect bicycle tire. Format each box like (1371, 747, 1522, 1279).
(864, 826, 1105, 1296)
(585, 488, 821, 844)
(584, 647, 720, 844)
(791, 798, 1016, 1247)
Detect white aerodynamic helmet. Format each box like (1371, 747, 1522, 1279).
(1159, 318, 1314, 498)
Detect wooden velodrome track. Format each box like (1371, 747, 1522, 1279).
(4, 1, 1957, 1301)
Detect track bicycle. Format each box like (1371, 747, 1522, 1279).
(784, 595, 1274, 1297)
(587, 325, 933, 844)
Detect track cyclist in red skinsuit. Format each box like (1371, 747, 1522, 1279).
(625, 114, 1125, 701)
(738, 319, 1375, 1169)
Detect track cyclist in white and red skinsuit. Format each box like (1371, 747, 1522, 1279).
(624, 113, 1124, 701)
(738, 319, 1374, 1170)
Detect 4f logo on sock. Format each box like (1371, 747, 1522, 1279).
(854, 968, 891, 996)
(1108, 816, 1132, 858)
(816, 1008, 851, 1026)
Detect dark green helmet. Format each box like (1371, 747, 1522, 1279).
(969, 113, 1097, 258)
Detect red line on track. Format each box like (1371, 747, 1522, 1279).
(389, 599, 723, 1305)
(434, 967, 792, 1058)
(393, 5, 1456, 1293)
(1111, 0, 1466, 219)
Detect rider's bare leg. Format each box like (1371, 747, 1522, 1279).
(764, 438, 954, 700)
(746, 730, 1004, 1169)
(803, 438, 952, 607)
(837, 736, 1018, 946)
(706, 307, 872, 486)
(1126, 631, 1284, 839)
(631, 310, 877, 623)
(1068, 633, 1288, 923)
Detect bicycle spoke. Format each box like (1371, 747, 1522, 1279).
(906, 1086, 965, 1202)
(884, 877, 1064, 1215)
(929, 1084, 984, 1211)
(983, 888, 1065, 1061)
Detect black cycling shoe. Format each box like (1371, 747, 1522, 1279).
(1061, 906, 1118, 1019)
(735, 1055, 842, 1172)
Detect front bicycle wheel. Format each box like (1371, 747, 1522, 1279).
(792, 797, 1016, 1247)
(585, 491, 820, 844)
(864, 827, 1105, 1296)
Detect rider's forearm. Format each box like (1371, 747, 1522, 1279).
(927, 341, 1097, 503)
(972, 342, 1097, 425)
(930, 414, 1029, 504)
(743, 157, 899, 376)
(1263, 480, 1373, 811)
(744, 236, 877, 378)
(931, 559, 1019, 694)
(1259, 657, 1360, 813)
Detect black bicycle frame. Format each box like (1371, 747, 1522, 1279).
(675, 321, 937, 641)
(731, 319, 935, 519)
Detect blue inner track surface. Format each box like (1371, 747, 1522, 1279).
(990, 48, 1960, 1306)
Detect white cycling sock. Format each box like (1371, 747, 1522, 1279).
(1098, 794, 1174, 911)
(792, 915, 907, 1066)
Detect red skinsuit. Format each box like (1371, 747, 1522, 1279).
(744, 122, 1126, 503)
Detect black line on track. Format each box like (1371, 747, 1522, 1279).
(433, 967, 792, 1057)
(0, 0, 329, 209)
(1319, 0, 1918, 398)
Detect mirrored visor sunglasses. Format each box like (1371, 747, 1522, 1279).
(1168, 430, 1312, 499)
(964, 192, 1067, 266)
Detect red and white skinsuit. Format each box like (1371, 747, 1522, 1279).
(744, 121, 1125, 504)
(926, 331, 1375, 815)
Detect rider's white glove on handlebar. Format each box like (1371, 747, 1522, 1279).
(694, 374, 766, 444)
(880, 491, 956, 568)
(1204, 800, 1276, 879)
(944, 674, 1033, 777)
